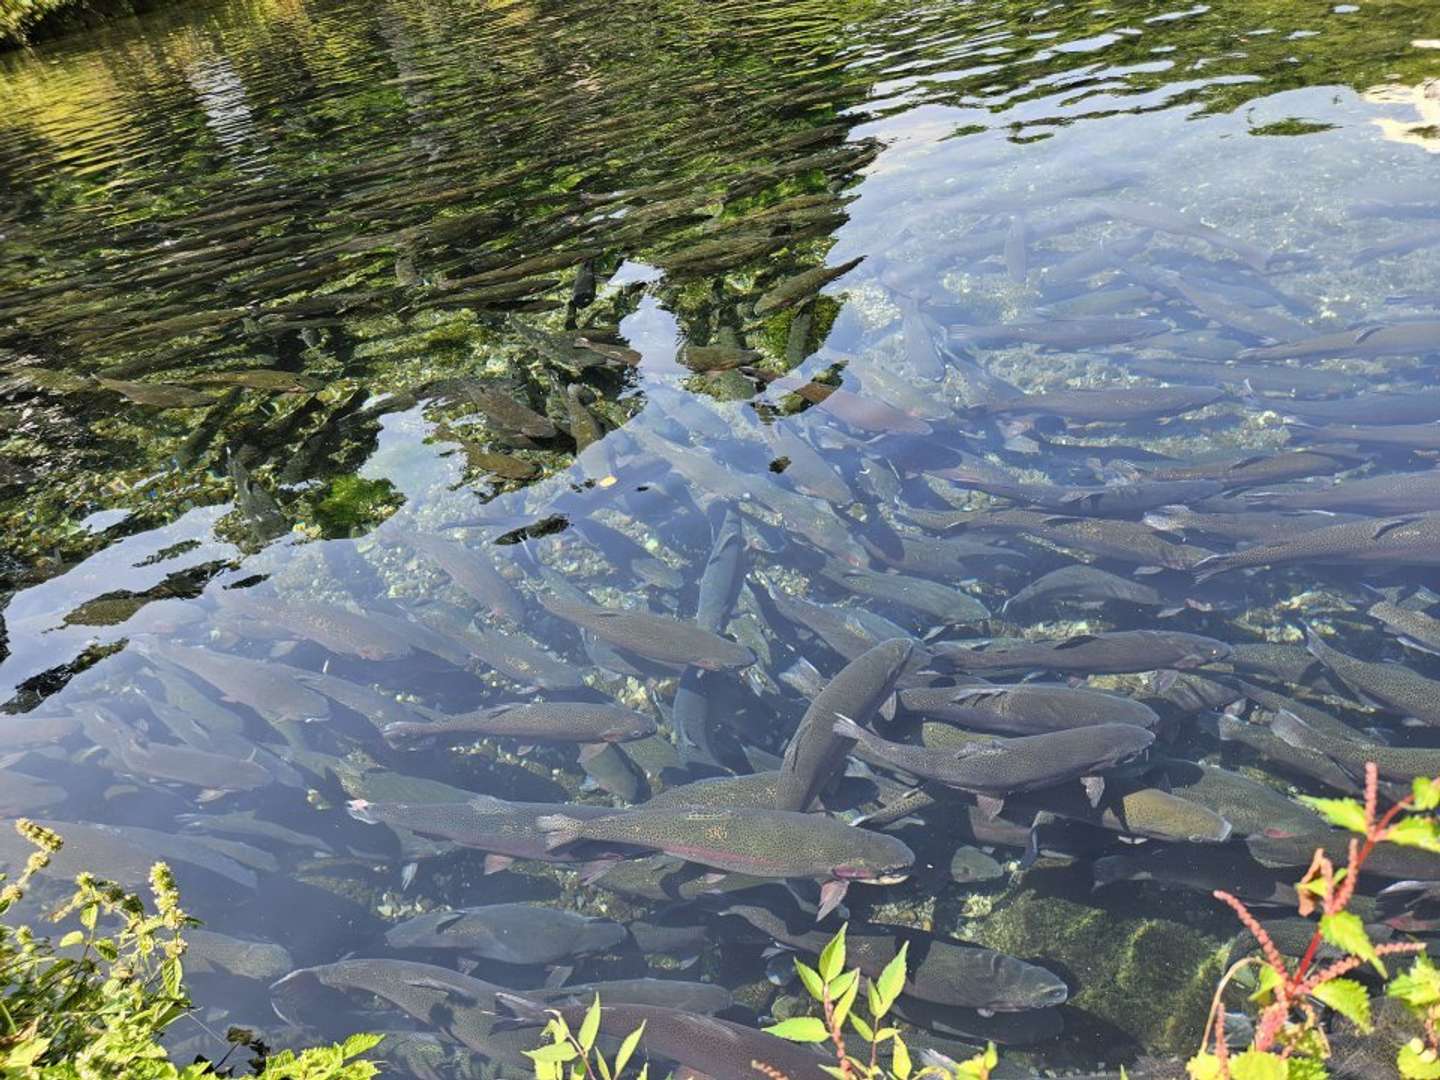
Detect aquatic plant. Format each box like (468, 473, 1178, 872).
(0, 820, 380, 1078)
(1190, 764, 1440, 1080)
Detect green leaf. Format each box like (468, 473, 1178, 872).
(866, 978, 883, 1019)
(1297, 796, 1368, 833)
(762, 1017, 831, 1043)
(795, 961, 825, 1001)
(578, 995, 601, 1053)
(1227, 1050, 1289, 1080)
(875, 942, 908, 1018)
(1414, 778, 1440, 812)
(93, 937, 118, 962)
(820, 1067, 849, 1080)
(1320, 911, 1384, 976)
(527, 1043, 580, 1064)
(58, 930, 84, 949)
(849, 1012, 874, 1041)
(636, 1066, 648, 1080)
(1283, 1057, 1328, 1080)
(832, 967, 860, 1032)
(1250, 961, 1284, 1003)
(818, 924, 847, 983)
(829, 967, 859, 1004)
(892, 1032, 912, 1080)
(613, 1020, 645, 1077)
(1311, 977, 1372, 1032)
(1399, 1039, 1440, 1079)
(1187, 1054, 1223, 1080)
(1390, 955, 1440, 1008)
(1387, 817, 1440, 853)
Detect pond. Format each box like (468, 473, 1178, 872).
(2, 0, 1440, 1075)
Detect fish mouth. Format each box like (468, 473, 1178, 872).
(871, 870, 913, 885)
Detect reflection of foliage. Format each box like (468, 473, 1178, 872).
(1249, 119, 1338, 137)
(309, 475, 403, 538)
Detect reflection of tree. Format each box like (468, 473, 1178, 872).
(1, 0, 1437, 593)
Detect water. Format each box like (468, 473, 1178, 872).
(2, 0, 1440, 1074)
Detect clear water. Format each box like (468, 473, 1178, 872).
(3, 0, 1440, 1074)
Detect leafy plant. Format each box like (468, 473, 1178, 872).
(526, 994, 648, 1080)
(0, 819, 380, 1079)
(766, 923, 998, 1080)
(1189, 765, 1440, 1080)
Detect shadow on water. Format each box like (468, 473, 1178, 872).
(2, 0, 1440, 1073)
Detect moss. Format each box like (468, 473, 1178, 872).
(309, 475, 403, 537)
(955, 864, 1231, 1056)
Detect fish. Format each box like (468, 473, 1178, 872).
(936, 465, 1225, 517)
(753, 256, 864, 316)
(396, 533, 526, 622)
(1145, 506, 1364, 545)
(420, 615, 588, 689)
(538, 806, 914, 917)
(93, 377, 216, 408)
(1303, 627, 1440, 727)
(136, 641, 330, 722)
(347, 796, 621, 872)
(1093, 845, 1299, 907)
(539, 593, 754, 670)
(1247, 831, 1440, 882)
(381, 702, 657, 747)
(184, 930, 293, 982)
(822, 565, 990, 626)
(383, 903, 626, 964)
(1237, 321, 1440, 361)
(918, 508, 1214, 569)
(931, 630, 1231, 675)
(270, 959, 528, 1067)
(215, 593, 416, 661)
(725, 902, 1067, 1011)
(1154, 760, 1322, 839)
(1290, 421, 1440, 451)
(839, 716, 1155, 806)
(1209, 714, 1362, 795)
(1257, 387, 1440, 425)
(679, 343, 761, 371)
(1022, 784, 1232, 844)
(899, 299, 946, 379)
(1193, 513, 1440, 579)
(78, 706, 274, 793)
(1002, 565, 1164, 612)
(949, 318, 1170, 351)
(766, 589, 912, 662)
(764, 424, 853, 504)
(1369, 601, 1440, 656)
(529, 977, 733, 1014)
(777, 639, 918, 811)
(1091, 199, 1273, 268)
(894, 683, 1160, 734)
(1241, 470, 1440, 515)
(1141, 449, 1363, 488)
(1268, 709, 1440, 784)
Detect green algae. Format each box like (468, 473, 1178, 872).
(955, 864, 1231, 1056)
